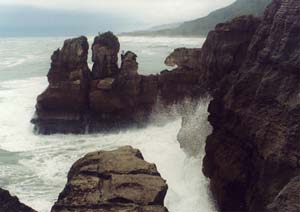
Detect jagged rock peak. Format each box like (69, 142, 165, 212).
(51, 146, 169, 212)
(120, 51, 139, 76)
(93, 31, 120, 53)
(92, 31, 120, 79)
(48, 36, 90, 84)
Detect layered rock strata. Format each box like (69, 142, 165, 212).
(154, 47, 203, 105)
(178, 0, 300, 211)
(51, 146, 168, 212)
(92, 31, 120, 79)
(31, 36, 91, 134)
(32, 32, 203, 134)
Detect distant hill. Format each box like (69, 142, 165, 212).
(147, 22, 181, 31)
(121, 0, 271, 37)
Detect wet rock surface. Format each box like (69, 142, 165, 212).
(51, 146, 168, 212)
(32, 32, 203, 134)
(31, 36, 91, 134)
(177, 0, 300, 211)
(0, 188, 36, 212)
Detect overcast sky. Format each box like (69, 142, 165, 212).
(0, 0, 235, 25)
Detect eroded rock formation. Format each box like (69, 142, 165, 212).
(199, 15, 261, 92)
(32, 32, 202, 134)
(164, 47, 201, 69)
(31, 36, 91, 134)
(92, 32, 120, 79)
(0, 188, 36, 212)
(178, 0, 300, 211)
(51, 146, 168, 212)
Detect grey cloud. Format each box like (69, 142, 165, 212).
(0, 0, 235, 24)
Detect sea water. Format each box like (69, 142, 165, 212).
(0, 36, 216, 212)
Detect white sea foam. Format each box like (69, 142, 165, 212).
(0, 36, 216, 212)
(0, 76, 216, 212)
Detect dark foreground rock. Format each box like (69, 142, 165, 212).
(178, 0, 300, 211)
(0, 188, 36, 212)
(32, 32, 203, 134)
(51, 146, 168, 212)
(267, 176, 300, 212)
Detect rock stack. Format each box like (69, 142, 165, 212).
(31, 36, 91, 134)
(32, 32, 203, 134)
(91, 32, 120, 79)
(51, 146, 168, 212)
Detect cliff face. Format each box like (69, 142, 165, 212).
(178, 0, 300, 211)
(199, 15, 261, 92)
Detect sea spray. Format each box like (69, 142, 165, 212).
(0, 36, 214, 212)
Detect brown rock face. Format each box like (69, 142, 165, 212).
(164, 48, 201, 69)
(92, 32, 120, 79)
(88, 49, 155, 130)
(267, 176, 300, 212)
(199, 15, 261, 92)
(31, 36, 91, 134)
(120, 51, 139, 77)
(32, 31, 203, 133)
(159, 48, 204, 105)
(158, 68, 202, 105)
(0, 188, 36, 212)
(51, 146, 168, 212)
(176, 0, 300, 211)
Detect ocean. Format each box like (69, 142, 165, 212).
(0, 36, 216, 212)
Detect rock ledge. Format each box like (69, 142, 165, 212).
(51, 146, 169, 212)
